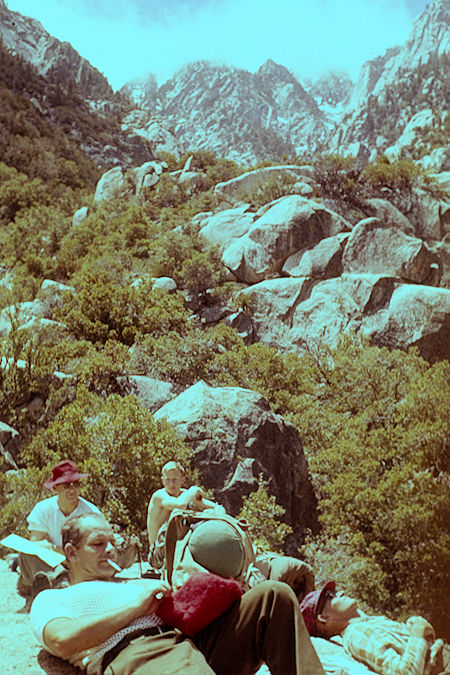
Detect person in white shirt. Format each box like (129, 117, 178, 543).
(30, 512, 325, 675)
(17, 459, 101, 601)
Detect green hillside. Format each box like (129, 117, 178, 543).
(0, 48, 448, 640)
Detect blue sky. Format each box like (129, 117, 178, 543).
(7, 0, 431, 91)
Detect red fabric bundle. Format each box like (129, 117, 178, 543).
(156, 572, 243, 636)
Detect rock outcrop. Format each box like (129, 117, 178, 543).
(0, 2, 111, 100)
(122, 59, 329, 165)
(221, 195, 350, 284)
(328, 0, 449, 160)
(154, 381, 319, 543)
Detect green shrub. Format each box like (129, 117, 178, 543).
(238, 474, 293, 552)
(312, 154, 362, 202)
(241, 174, 297, 209)
(292, 338, 450, 638)
(132, 325, 243, 386)
(0, 326, 58, 440)
(0, 163, 50, 225)
(0, 467, 49, 543)
(361, 156, 423, 191)
(55, 271, 190, 345)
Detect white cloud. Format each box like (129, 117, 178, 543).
(7, 0, 426, 90)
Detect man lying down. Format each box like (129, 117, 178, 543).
(30, 512, 325, 675)
(300, 582, 449, 675)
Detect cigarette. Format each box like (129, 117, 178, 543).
(107, 559, 122, 572)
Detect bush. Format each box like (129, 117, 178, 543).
(0, 326, 58, 441)
(0, 466, 49, 543)
(132, 325, 244, 386)
(55, 271, 190, 345)
(237, 474, 293, 552)
(361, 156, 423, 191)
(293, 338, 450, 638)
(241, 174, 297, 209)
(313, 154, 362, 202)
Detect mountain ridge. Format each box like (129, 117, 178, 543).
(0, 0, 448, 166)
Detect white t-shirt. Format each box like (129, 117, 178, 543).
(27, 496, 102, 547)
(30, 580, 164, 675)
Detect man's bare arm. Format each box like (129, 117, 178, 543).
(159, 485, 203, 511)
(147, 486, 202, 545)
(43, 582, 170, 659)
(29, 530, 64, 554)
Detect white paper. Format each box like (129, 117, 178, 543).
(0, 533, 65, 567)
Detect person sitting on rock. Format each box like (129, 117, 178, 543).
(147, 461, 225, 567)
(147, 463, 315, 603)
(17, 459, 102, 603)
(30, 511, 325, 675)
(300, 580, 449, 675)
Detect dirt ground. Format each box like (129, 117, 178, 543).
(0, 558, 77, 675)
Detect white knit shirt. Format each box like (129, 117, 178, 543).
(30, 579, 165, 674)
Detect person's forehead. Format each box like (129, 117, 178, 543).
(81, 520, 113, 540)
(163, 469, 182, 477)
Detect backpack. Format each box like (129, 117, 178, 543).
(161, 508, 266, 591)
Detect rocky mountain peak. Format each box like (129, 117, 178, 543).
(0, 1, 112, 100)
(257, 58, 295, 80)
(349, 0, 449, 109)
(121, 73, 158, 108)
(326, 0, 449, 163)
(304, 71, 354, 108)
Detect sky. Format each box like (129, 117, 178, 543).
(6, 0, 431, 91)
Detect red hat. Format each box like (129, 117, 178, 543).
(44, 460, 88, 489)
(299, 581, 336, 636)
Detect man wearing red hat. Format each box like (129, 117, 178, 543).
(299, 581, 449, 675)
(17, 459, 101, 602)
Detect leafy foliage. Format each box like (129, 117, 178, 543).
(291, 339, 450, 638)
(238, 474, 293, 552)
(54, 271, 191, 346)
(240, 174, 298, 209)
(0, 43, 100, 189)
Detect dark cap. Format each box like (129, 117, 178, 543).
(44, 460, 88, 489)
(299, 581, 336, 636)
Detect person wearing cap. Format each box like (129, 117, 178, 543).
(299, 581, 449, 675)
(17, 459, 101, 601)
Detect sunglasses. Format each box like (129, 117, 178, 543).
(318, 589, 336, 613)
(61, 481, 81, 489)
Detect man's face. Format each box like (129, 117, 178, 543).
(54, 480, 81, 506)
(162, 469, 183, 497)
(67, 517, 118, 581)
(318, 590, 359, 634)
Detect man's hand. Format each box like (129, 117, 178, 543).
(131, 581, 171, 618)
(407, 616, 435, 641)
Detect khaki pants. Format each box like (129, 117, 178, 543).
(17, 554, 69, 597)
(17, 553, 54, 597)
(104, 580, 325, 675)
